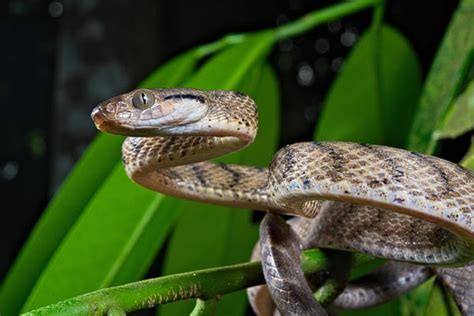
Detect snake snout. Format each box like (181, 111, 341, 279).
(91, 106, 107, 130)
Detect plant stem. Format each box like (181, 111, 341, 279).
(107, 306, 126, 316)
(195, 34, 247, 58)
(194, 0, 383, 59)
(190, 298, 218, 316)
(24, 249, 374, 315)
(275, 0, 383, 40)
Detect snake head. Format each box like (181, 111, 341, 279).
(91, 88, 209, 136)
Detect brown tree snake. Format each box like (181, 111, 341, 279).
(91, 88, 474, 315)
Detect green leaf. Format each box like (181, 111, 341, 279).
(434, 80, 474, 139)
(423, 281, 461, 316)
(185, 31, 275, 90)
(408, 0, 474, 154)
(315, 25, 422, 148)
(461, 137, 474, 170)
(158, 32, 277, 316)
(0, 132, 121, 315)
(22, 166, 173, 310)
(15, 50, 198, 314)
(139, 49, 199, 89)
(399, 277, 435, 316)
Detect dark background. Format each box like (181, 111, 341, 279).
(0, 0, 464, 312)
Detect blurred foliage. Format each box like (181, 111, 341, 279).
(2, 0, 474, 315)
(407, 0, 474, 154)
(435, 80, 474, 140)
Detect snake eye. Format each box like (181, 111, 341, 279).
(132, 90, 155, 109)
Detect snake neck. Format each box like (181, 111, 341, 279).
(121, 92, 284, 211)
(122, 135, 277, 210)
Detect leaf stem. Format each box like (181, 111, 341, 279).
(190, 298, 218, 316)
(23, 250, 374, 315)
(275, 0, 383, 40)
(194, 0, 384, 59)
(194, 34, 247, 58)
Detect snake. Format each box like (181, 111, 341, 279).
(91, 88, 474, 315)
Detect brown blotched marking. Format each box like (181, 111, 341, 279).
(232, 90, 246, 97)
(191, 164, 207, 186)
(218, 163, 241, 188)
(318, 143, 347, 177)
(409, 151, 456, 200)
(356, 143, 405, 184)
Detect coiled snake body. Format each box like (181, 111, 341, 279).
(92, 88, 474, 315)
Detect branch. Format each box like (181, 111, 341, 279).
(190, 298, 218, 316)
(24, 250, 373, 315)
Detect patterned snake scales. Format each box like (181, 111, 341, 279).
(92, 88, 474, 315)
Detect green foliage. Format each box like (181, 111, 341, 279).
(3, 0, 474, 315)
(315, 25, 421, 147)
(408, 0, 474, 154)
(435, 80, 474, 140)
(0, 134, 124, 315)
(423, 281, 461, 316)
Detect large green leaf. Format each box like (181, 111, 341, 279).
(0, 133, 121, 316)
(140, 50, 198, 89)
(17, 50, 199, 313)
(408, 0, 474, 154)
(158, 32, 277, 316)
(22, 166, 172, 310)
(434, 80, 474, 139)
(315, 25, 422, 148)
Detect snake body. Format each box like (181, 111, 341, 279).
(92, 88, 474, 315)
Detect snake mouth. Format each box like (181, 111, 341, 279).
(91, 107, 125, 134)
(91, 106, 118, 134)
(91, 107, 105, 129)
(91, 107, 161, 136)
